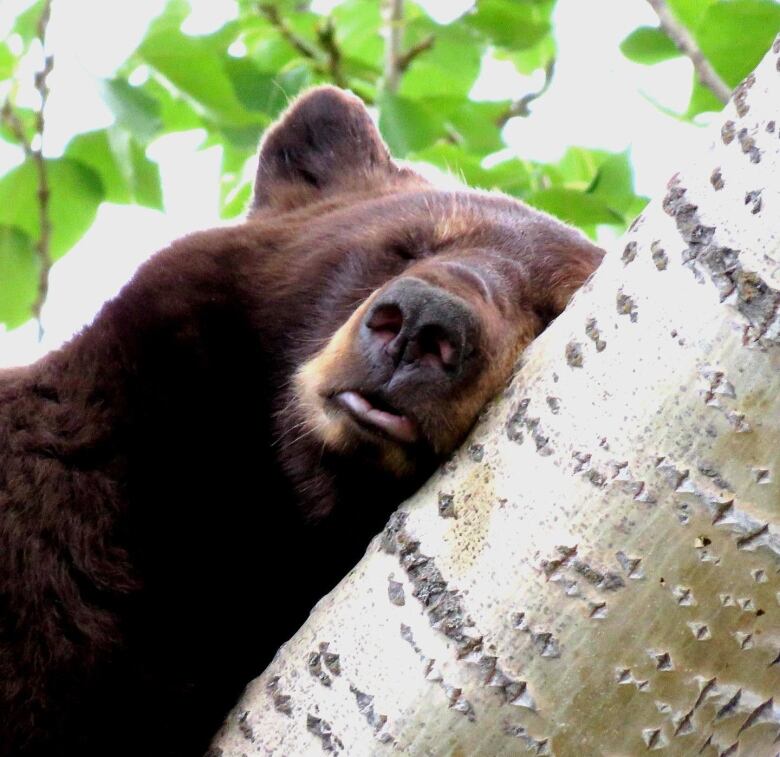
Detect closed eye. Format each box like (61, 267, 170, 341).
(388, 242, 415, 260)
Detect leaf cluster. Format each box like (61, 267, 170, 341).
(620, 0, 780, 117)
(0, 0, 773, 329)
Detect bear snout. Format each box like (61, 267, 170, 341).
(361, 276, 477, 381)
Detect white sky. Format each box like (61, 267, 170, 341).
(0, 0, 710, 367)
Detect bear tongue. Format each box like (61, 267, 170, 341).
(335, 391, 417, 444)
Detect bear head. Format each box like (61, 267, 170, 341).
(246, 86, 604, 519)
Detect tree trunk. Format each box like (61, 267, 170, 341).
(211, 38, 780, 756)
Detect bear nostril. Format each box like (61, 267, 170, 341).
(413, 324, 459, 371)
(366, 303, 403, 347)
(364, 278, 475, 374)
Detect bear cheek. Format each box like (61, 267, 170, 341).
(430, 311, 536, 454)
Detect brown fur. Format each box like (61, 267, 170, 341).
(0, 87, 602, 756)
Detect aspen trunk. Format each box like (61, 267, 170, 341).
(211, 39, 780, 756)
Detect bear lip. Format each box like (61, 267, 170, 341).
(333, 390, 418, 444)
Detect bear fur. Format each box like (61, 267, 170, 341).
(0, 87, 603, 756)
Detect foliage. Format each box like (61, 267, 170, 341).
(620, 0, 780, 118)
(0, 0, 774, 329)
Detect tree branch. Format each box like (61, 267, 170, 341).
(30, 0, 54, 329)
(646, 0, 731, 104)
(258, 3, 347, 89)
(0, 102, 33, 157)
(398, 33, 434, 74)
(382, 0, 404, 94)
(497, 58, 556, 126)
(315, 16, 347, 89)
(258, 3, 320, 61)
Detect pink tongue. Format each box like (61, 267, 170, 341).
(336, 391, 418, 444)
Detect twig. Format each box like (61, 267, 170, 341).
(315, 16, 347, 89)
(259, 3, 346, 89)
(398, 33, 434, 73)
(30, 0, 54, 329)
(646, 0, 730, 104)
(382, 0, 404, 94)
(497, 59, 556, 126)
(258, 3, 320, 60)
(0, 103, 33, 157)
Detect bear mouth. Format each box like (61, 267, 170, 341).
(331, 390, 418, 445)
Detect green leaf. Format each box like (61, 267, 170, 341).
(438, 99, 508, 155)
(0, 43, 15, 80)
(332, 0, 383, 71)
(696, 0, 780, 87)
(224, 58, 278, 112)
(240, 7, 322, 70)
(588, 151, 644, 219)
(479, 159, 533, 197)
(626, 194, 650, 222)
(221, 181, 252, 219)
(497, 34, 556, 75)
(237, 0, 305, 12)
(139, 33, 247, 125)
(684, 78, 724, 119)
(0, 226, 39, 329)
(219, 142, 254, 218)
(398, 97, 506, 156)
(138, 77, 204, 134)
(463, 0, 553, 50)
(681, 0, 780, 117)
(138, 6, 262, 128)
(143, 0, 191, 37)
(378, 94, 445, 157)
(412, 143, 530, 195)
(223, 58, 310, 118)
(620, 27, 680, 65)
(215, 122, 264, 149)
(99, 79, 163, 142)
(0, 107, 35, 146)
(241, 19, 302, 72)
(0, 158, 104, 261)
(667, 0, 716, 30)
(127, 139, 164, 209)
(12, 0, 46, 47)
(526, 188, 623, 227)
(555, 147, 610, 189)
(65, 131, 130, 204)
(399, 16, 484, 101)
(65, 129, 163, 209)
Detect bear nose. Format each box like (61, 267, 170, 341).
(363, 277, 476, 375)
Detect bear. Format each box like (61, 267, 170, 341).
(0, 86, 603, 757)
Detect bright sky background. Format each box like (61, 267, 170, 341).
(0, 0, 711, 367)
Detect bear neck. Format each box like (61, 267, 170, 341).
(7, 232, 276, 526)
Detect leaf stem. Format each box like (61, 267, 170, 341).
(31, 0, 54, 330)
(314, 16, 347, 89)
(398, 33, 434, 74)
(258, 3, 346, 89)
(498, 59, 556, 126)
(645, 0, 730, 104)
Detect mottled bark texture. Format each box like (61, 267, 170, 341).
(212, 38, 780, 756)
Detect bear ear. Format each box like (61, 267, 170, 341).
(252, 86, 395, 210)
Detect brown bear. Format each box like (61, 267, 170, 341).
(0, 87, 603, 756)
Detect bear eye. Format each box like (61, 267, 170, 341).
(388, 242, 415, 261)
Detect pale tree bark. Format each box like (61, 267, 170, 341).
(212, 38, 780, 756)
